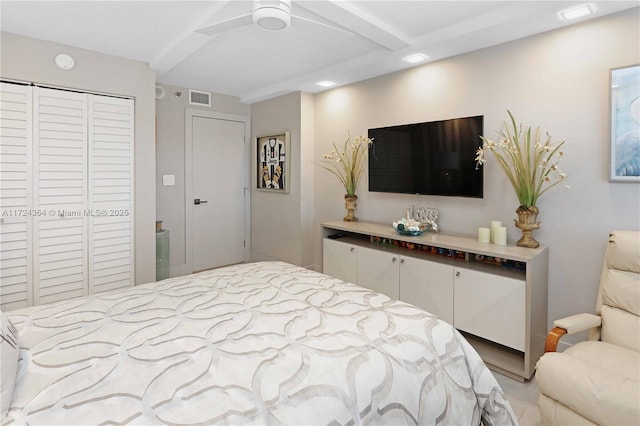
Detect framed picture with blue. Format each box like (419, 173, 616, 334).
(609, 64, 640, 182)
(257, 132, 290, 192)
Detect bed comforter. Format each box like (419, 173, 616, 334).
(4, 261, 517, 425)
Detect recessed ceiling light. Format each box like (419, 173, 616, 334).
(559, 4, 594, 21)
(402, 53, 429, 64)
(316, 80, 336, 88)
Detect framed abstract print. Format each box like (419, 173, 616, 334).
(609, 64, 640, 182)
(256, 132, 290, 192)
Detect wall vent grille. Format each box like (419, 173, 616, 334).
(189, 89, 211, 107)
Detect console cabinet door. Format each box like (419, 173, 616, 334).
(356, 246, 399, 299)
(399, 257, 454, 324)
(322, 238, 357, 283)
(454, 268, 525, 351)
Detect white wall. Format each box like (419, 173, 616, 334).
(155, 83, 250, 276)
(1, 32, 157, 285)
(312, 9, 640, 334)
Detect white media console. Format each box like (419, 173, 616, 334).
(321, 220, 548, 381)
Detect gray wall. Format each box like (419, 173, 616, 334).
(311, 8, 640, 336)
(155, 83, 250, 276)
(1, 32, 157, 285)
(250, 92, 315, 267)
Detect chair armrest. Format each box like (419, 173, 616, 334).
(554, 313, 601, 334)
(544, 313, 601, 352)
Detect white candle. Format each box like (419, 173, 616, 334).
(490, 220, 502, 243)
(478, 227, 490, 243)
(494, 226, 507, 246)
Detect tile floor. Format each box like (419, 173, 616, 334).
(494, 372, 543, 425)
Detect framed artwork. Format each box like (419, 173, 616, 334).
(609, 64, 640, 182)
(256, 132, 290, 192)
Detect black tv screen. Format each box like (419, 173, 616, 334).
(368, 115, 484, 198)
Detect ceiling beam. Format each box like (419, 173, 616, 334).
(150, 1, 231, 75)
(297, 0, 411, 51)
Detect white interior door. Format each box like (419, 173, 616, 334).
(191, 115, 245, 271)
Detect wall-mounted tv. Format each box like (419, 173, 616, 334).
(368, 115, 484, 198)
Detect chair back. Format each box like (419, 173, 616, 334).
(594, 230, 640, 352)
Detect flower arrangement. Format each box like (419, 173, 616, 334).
(475, 111, 568, 208)
(320, 133, 373, 197)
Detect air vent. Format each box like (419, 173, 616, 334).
(189, 89, 211, 107)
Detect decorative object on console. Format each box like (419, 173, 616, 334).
(514, 206, 540, 248)
(475, 111, 569, 248)
(344, 194, 358, 222)
(490, 220, 502, 243)
(406, 205, 439, 232)
(494, 226, 507, 246)
(480, 221, 507, 245)
(393, 218, 427, 236)
(320, 133, 373, 221)
(478, 227, 490, 243)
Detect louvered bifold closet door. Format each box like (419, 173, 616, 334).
(33, 87, 88, 305)
(0, 83, 33, 310)
(88, 95, 134, 294)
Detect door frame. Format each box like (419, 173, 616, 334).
(185, 108, 251, 273)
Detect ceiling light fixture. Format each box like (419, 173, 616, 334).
(403, 53, 428, 64)
(253, 0, 291, 31)
(559, 4, 594, 21)
(316, 81, 336, 88)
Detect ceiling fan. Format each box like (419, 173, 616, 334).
(196, 0, 352, 35)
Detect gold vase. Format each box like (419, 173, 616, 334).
(343, 195, 358, 222)
(514, 206, 541, 248)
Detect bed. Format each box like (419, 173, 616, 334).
(2, 261, 517, 425)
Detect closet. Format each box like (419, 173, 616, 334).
(0, 82, 134, 311)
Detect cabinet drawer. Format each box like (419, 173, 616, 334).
(454, 268, 525, 351)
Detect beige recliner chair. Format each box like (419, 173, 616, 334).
(536, 230, 640, 425)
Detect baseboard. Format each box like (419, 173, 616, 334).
(249, 253, 273, 262)
(169, 263, 191, 278)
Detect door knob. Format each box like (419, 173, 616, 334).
(194, 199, 209, 205)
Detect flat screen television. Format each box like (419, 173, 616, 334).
(368, 115, 484, 198)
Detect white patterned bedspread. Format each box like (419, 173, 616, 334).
(5, 261, 517, 425)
